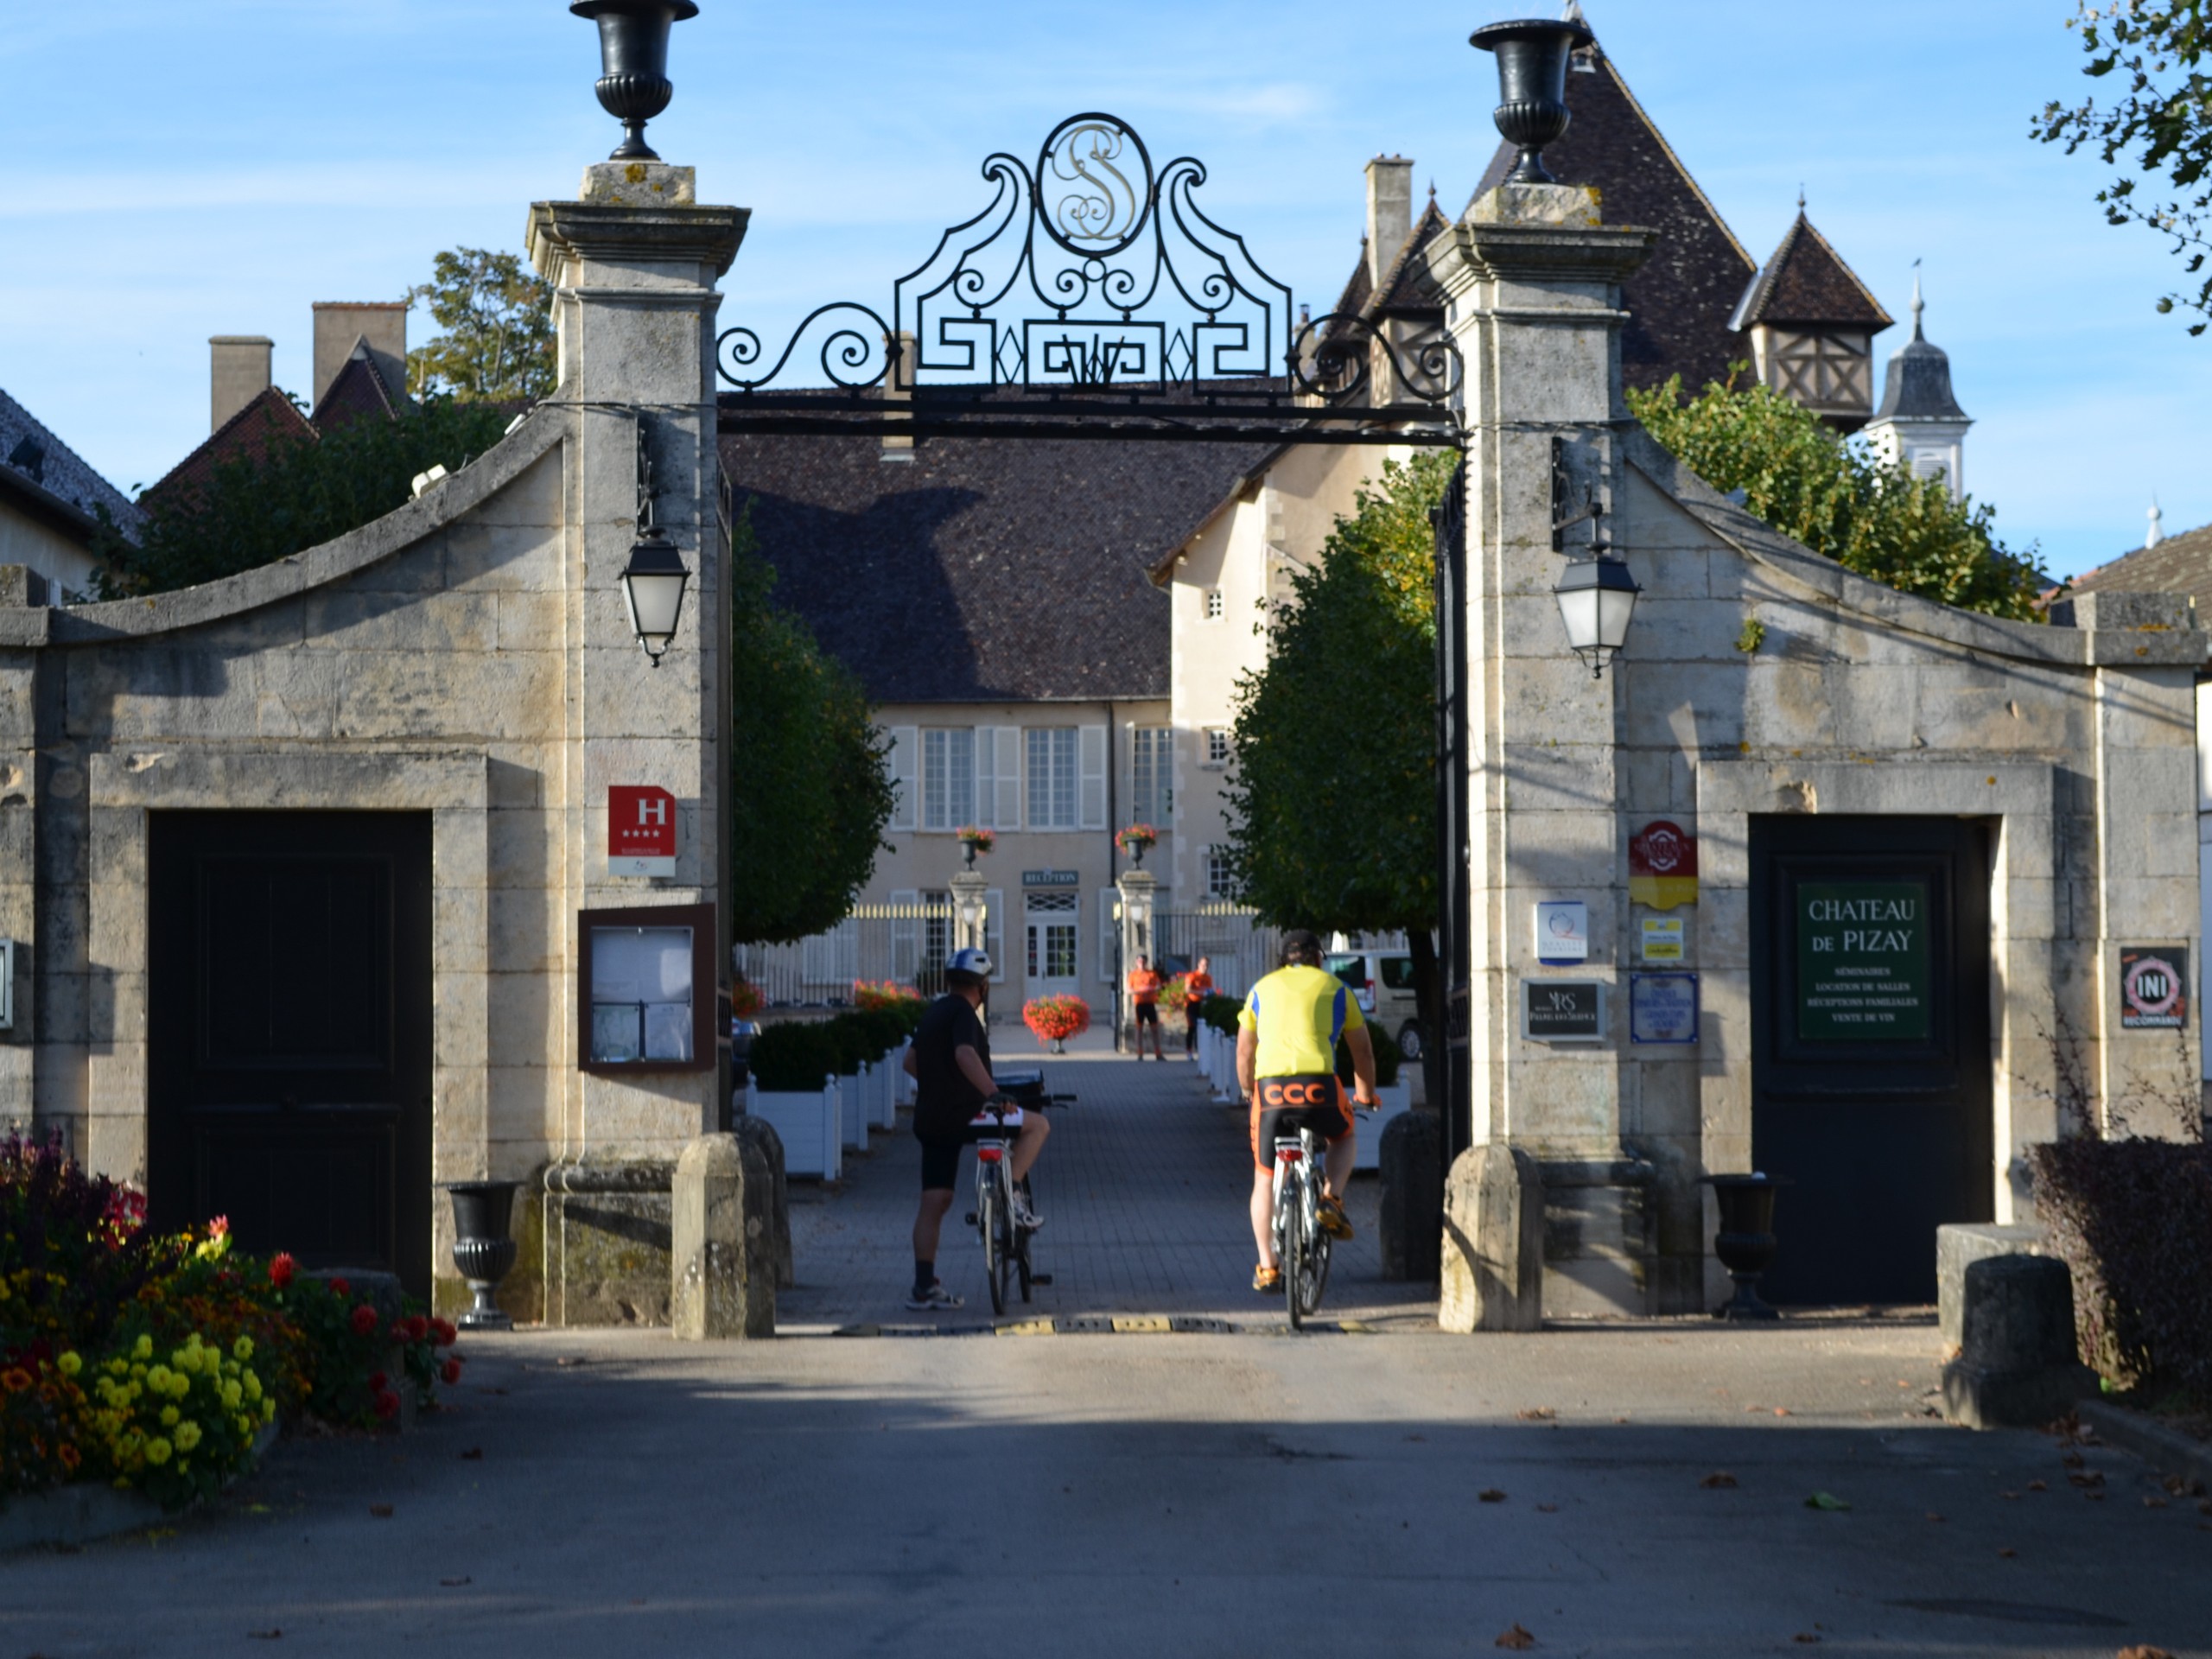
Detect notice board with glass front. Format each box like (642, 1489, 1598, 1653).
(577, 903, 715, 1073)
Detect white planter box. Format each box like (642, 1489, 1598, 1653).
(840, 1066, 871, 1152)
(749, 1078, 842, 1180)
(1352, 1081, 1412, 1172)
(893, 1040, 916, 1108)
(875, 1047, 901, 1129)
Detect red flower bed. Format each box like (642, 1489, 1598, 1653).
(1022, 995, 1091, 1045)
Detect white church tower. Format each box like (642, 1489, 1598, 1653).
(1863, 267, 1972, 494)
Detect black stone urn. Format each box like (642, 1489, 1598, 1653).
(1701, 1173, 1789, 1322)
(570, 0, 701, 162)
(444, 1180, 520, 1332)
(1470, 17, 1594, 185)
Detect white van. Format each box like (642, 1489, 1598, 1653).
(1323, 950, 1424, 1060)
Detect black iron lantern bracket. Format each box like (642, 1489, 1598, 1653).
(1549, 434, 1610, 555)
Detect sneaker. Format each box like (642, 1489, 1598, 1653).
(1253, 1265, 1282, 1293)
(1011, 1191, 1044, 1232)
(904, 1281, 964, 1312)
(1318, 1196, 1354, 1241)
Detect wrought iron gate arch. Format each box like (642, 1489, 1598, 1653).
(714, 111, 1465, 449)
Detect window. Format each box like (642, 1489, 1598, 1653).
(1203, 728, 1230, 767)
(1203, 588, 1224, 620)
(1027, 727, 1077, 830)
(1131, 727, 1172, 823)
(920, 888, 953, 973)
(1205, 846, 1236, 900)
(920, 728, 974, 831)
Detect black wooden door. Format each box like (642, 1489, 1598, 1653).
(1749, 816, 1993, 1306)
(149, 812, 433, 1295)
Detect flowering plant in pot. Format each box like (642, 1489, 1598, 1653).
(1115, 823, 1158, 867)
(731, 978, 764, 1020)
(1156, 973, 1193, 1014)
(1022, 995, 1091, 1052)
(955, 825, 996, 867)
(853, 979, 925, 1014)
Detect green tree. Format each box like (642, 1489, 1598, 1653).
(2036, 2, 2212, 333)
(405, 249, 556, 401)
(95, 396, 515, 597)
(1223, 453, 1455, 1068)
(1627, 372, 2048, 620)
(727, 510, 897, 944)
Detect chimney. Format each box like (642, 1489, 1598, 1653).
(209, 335, 274, 433)
(1364, 155, 1414, 291)
(311, 302, 408, 410)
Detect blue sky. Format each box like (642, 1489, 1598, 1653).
(1, 1, 2200, 579)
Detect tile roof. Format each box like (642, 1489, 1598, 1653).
(311, 340, 407, 431)
(720, 417, 1271, 703)
(0, 385, 143, 545)
(1731, 211, 1893, 332)
(1471, 47, 1759, 394)
(2067, 523, 2212, 620)
(141, 385, 317, 513)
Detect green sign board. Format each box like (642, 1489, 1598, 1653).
(1796, 880, 1930, 1041)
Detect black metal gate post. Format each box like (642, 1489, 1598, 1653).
(1432, 461, 1472, 1164)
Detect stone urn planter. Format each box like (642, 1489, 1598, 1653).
(1701, 1173, 1788, 1322)
(444, 1180, 520, 1331)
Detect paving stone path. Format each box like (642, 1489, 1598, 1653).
(777, 1032, 1439, 1332)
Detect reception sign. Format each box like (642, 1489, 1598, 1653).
(1796, 880, 1929, 1041)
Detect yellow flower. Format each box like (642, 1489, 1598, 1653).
(232, 1336, 253, 1362)
(174, 1421, 202, 1452)
(221, 1381, 242, 1409)
(132, 1335, 153, 1361)
(144, 1437, 172, 1465)
(145, 1364, 172, 1394)
(159, 1405, 180, 1427)
(243, 1372, 262, 1402)
(57, 1351, 82, 1376)
(260, 1398, 276, 1422)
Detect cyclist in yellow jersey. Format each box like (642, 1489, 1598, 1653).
(1237, 930, 1377, 1293)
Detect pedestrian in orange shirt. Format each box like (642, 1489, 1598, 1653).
(1182, 955, 1215, 1061)
(1127, 955, 1166, 1059)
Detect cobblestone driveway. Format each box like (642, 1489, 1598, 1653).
(777, 1035, 1439, 1332)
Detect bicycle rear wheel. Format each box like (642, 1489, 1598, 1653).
(1282, 1176, 1306, 1331)
(980, 1176, 1007, 1318)
(1290, 1175, 1330, 1323)
(1014, 1179, 1034, 1303)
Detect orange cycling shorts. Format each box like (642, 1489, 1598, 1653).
(1249, 1072, 1352, 1173)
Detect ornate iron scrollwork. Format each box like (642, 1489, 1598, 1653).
(715, 112, 1461, 444)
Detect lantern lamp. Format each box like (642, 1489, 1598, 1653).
(621, 528, 690, 666)
(1553, 554, 1640, 678)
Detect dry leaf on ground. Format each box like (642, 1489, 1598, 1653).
(1495, 1624, 1537, 1649)
(2116, 1646, 2176, 1659)
(1516, 1408, 1556, 1421)
(2026, 1479, 2048, 1491)
(1804, 1491, 1851, 1511)
(1792, 1636, 1821, 1645)
(368, 1504, 394, 1518)
(1700, 1472, 1739, 1489)
(1479, 1488, 1509, 1503)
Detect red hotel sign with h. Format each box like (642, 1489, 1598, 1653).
(609, 785, 678, 876)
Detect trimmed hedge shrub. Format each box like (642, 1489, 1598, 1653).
(748, 1021, 841, 1093)
(1201, 995, 1243, 1038)
(2028, 1136, 2212, 1403)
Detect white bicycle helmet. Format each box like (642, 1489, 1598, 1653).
(947, 947, 994, 978)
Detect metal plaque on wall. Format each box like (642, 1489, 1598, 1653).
(1629, 972, 1699, 1045)
(2118, 945, 2190, 1031)
(1795, 880, 1929, 1041)
(1522, 979, 1605, 1043)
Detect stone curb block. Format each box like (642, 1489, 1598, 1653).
(2076, 1399, 2212, 1495)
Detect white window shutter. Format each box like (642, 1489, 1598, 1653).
(994, 728, 1021, 829)
(888, 726, 918, 831)
(836, 918, 859, 985)
(1079, 725, 1108, 830)
(985, 888, 1005, 981)
(973, 728, 995, 830)
(1098, 889, 1118, 982)
(890, 889, 919, 982)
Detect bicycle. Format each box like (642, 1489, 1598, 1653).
(1270, 1125, 1333, 1328)
(963, 1087, 1075, 1317)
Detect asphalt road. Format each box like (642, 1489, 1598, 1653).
(6, 1322, 2206, 1657)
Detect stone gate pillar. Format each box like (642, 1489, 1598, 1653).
(1423, 181, 1656, 1315)
(526, 162, 745, 1315)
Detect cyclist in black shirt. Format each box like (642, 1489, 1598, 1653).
(900, 949, 1050, 1310)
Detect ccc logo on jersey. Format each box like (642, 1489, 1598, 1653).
(1260, 1080, 1332, 1108)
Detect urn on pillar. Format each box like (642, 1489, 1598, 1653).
(1470, 17, 1594, 185)
(570, 1, 700, 162)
